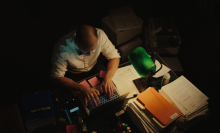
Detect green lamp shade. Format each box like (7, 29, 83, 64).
(128, 47, 156, 77)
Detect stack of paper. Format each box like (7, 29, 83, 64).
(124, 75, 209, 132)
(125, 87, 182, 133)
(159, 76, 209, 121)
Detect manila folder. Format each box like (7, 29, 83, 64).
(137, 87, 182, 126)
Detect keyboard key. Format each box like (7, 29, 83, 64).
(85, 91, 119, 111)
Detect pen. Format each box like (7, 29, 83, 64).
(64, 109, 72, 125)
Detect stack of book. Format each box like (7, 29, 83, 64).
(159, 76, 209, 121)
(125, 76, 209, 133)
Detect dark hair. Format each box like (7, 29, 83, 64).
(75, 25, 98, 45)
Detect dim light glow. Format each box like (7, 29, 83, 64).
(70, 107, 79, 113)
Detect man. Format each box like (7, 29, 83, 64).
(51, 25, 121, 107)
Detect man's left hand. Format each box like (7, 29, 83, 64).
(100, 78, 115, 99)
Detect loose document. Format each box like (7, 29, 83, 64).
(112, 65, 140, 98)
(161, 76, 209, 115)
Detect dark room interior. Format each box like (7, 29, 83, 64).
(1, 0, 220, 132)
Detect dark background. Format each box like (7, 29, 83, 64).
(1, 0, 220, 132)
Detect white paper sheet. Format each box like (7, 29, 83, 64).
(160, 89, 190, 115)
(162, 76, 209, 113)
(186, 108, 208, 121)
(112, 65, 140, 98)
(153, 60, 170, 78)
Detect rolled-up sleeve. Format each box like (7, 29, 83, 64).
(100, 30, 121, 60)
(50, 52, 68, 78)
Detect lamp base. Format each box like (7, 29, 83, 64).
(133, 72, 162, 93)
(133, 74, 154, 93)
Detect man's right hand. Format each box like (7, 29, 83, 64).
(80, 86, 100, 108)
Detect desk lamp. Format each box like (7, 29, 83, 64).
(128, 47, 162, 92)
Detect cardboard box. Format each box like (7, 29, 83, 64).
(102, 15, 143, 46)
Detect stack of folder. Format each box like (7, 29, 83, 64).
(125, 76, 209, 133)
(125, 87, 182, 133)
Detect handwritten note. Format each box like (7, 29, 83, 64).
(71, 80, 90, 96)
(79, 80, 90, 87)
(88, 77, 100, 87)
(99, 70, 107, 78)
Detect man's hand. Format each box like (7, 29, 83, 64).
(100, 78, 115, 99)
(80, 86, 100, 108)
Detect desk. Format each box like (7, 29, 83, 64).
(50, 52, 182, 133)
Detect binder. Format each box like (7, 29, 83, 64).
(22, 90, 56, 132)
(137, 87, 182, 125)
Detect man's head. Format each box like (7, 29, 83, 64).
(75, 25, 98, 55)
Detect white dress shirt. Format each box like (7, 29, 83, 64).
(50, 28, 121, 78)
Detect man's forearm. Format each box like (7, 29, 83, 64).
(105, 58, 120, 79)
(52, 77, 84, 91)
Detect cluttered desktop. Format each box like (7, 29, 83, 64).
(19, 50, 209, 133)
